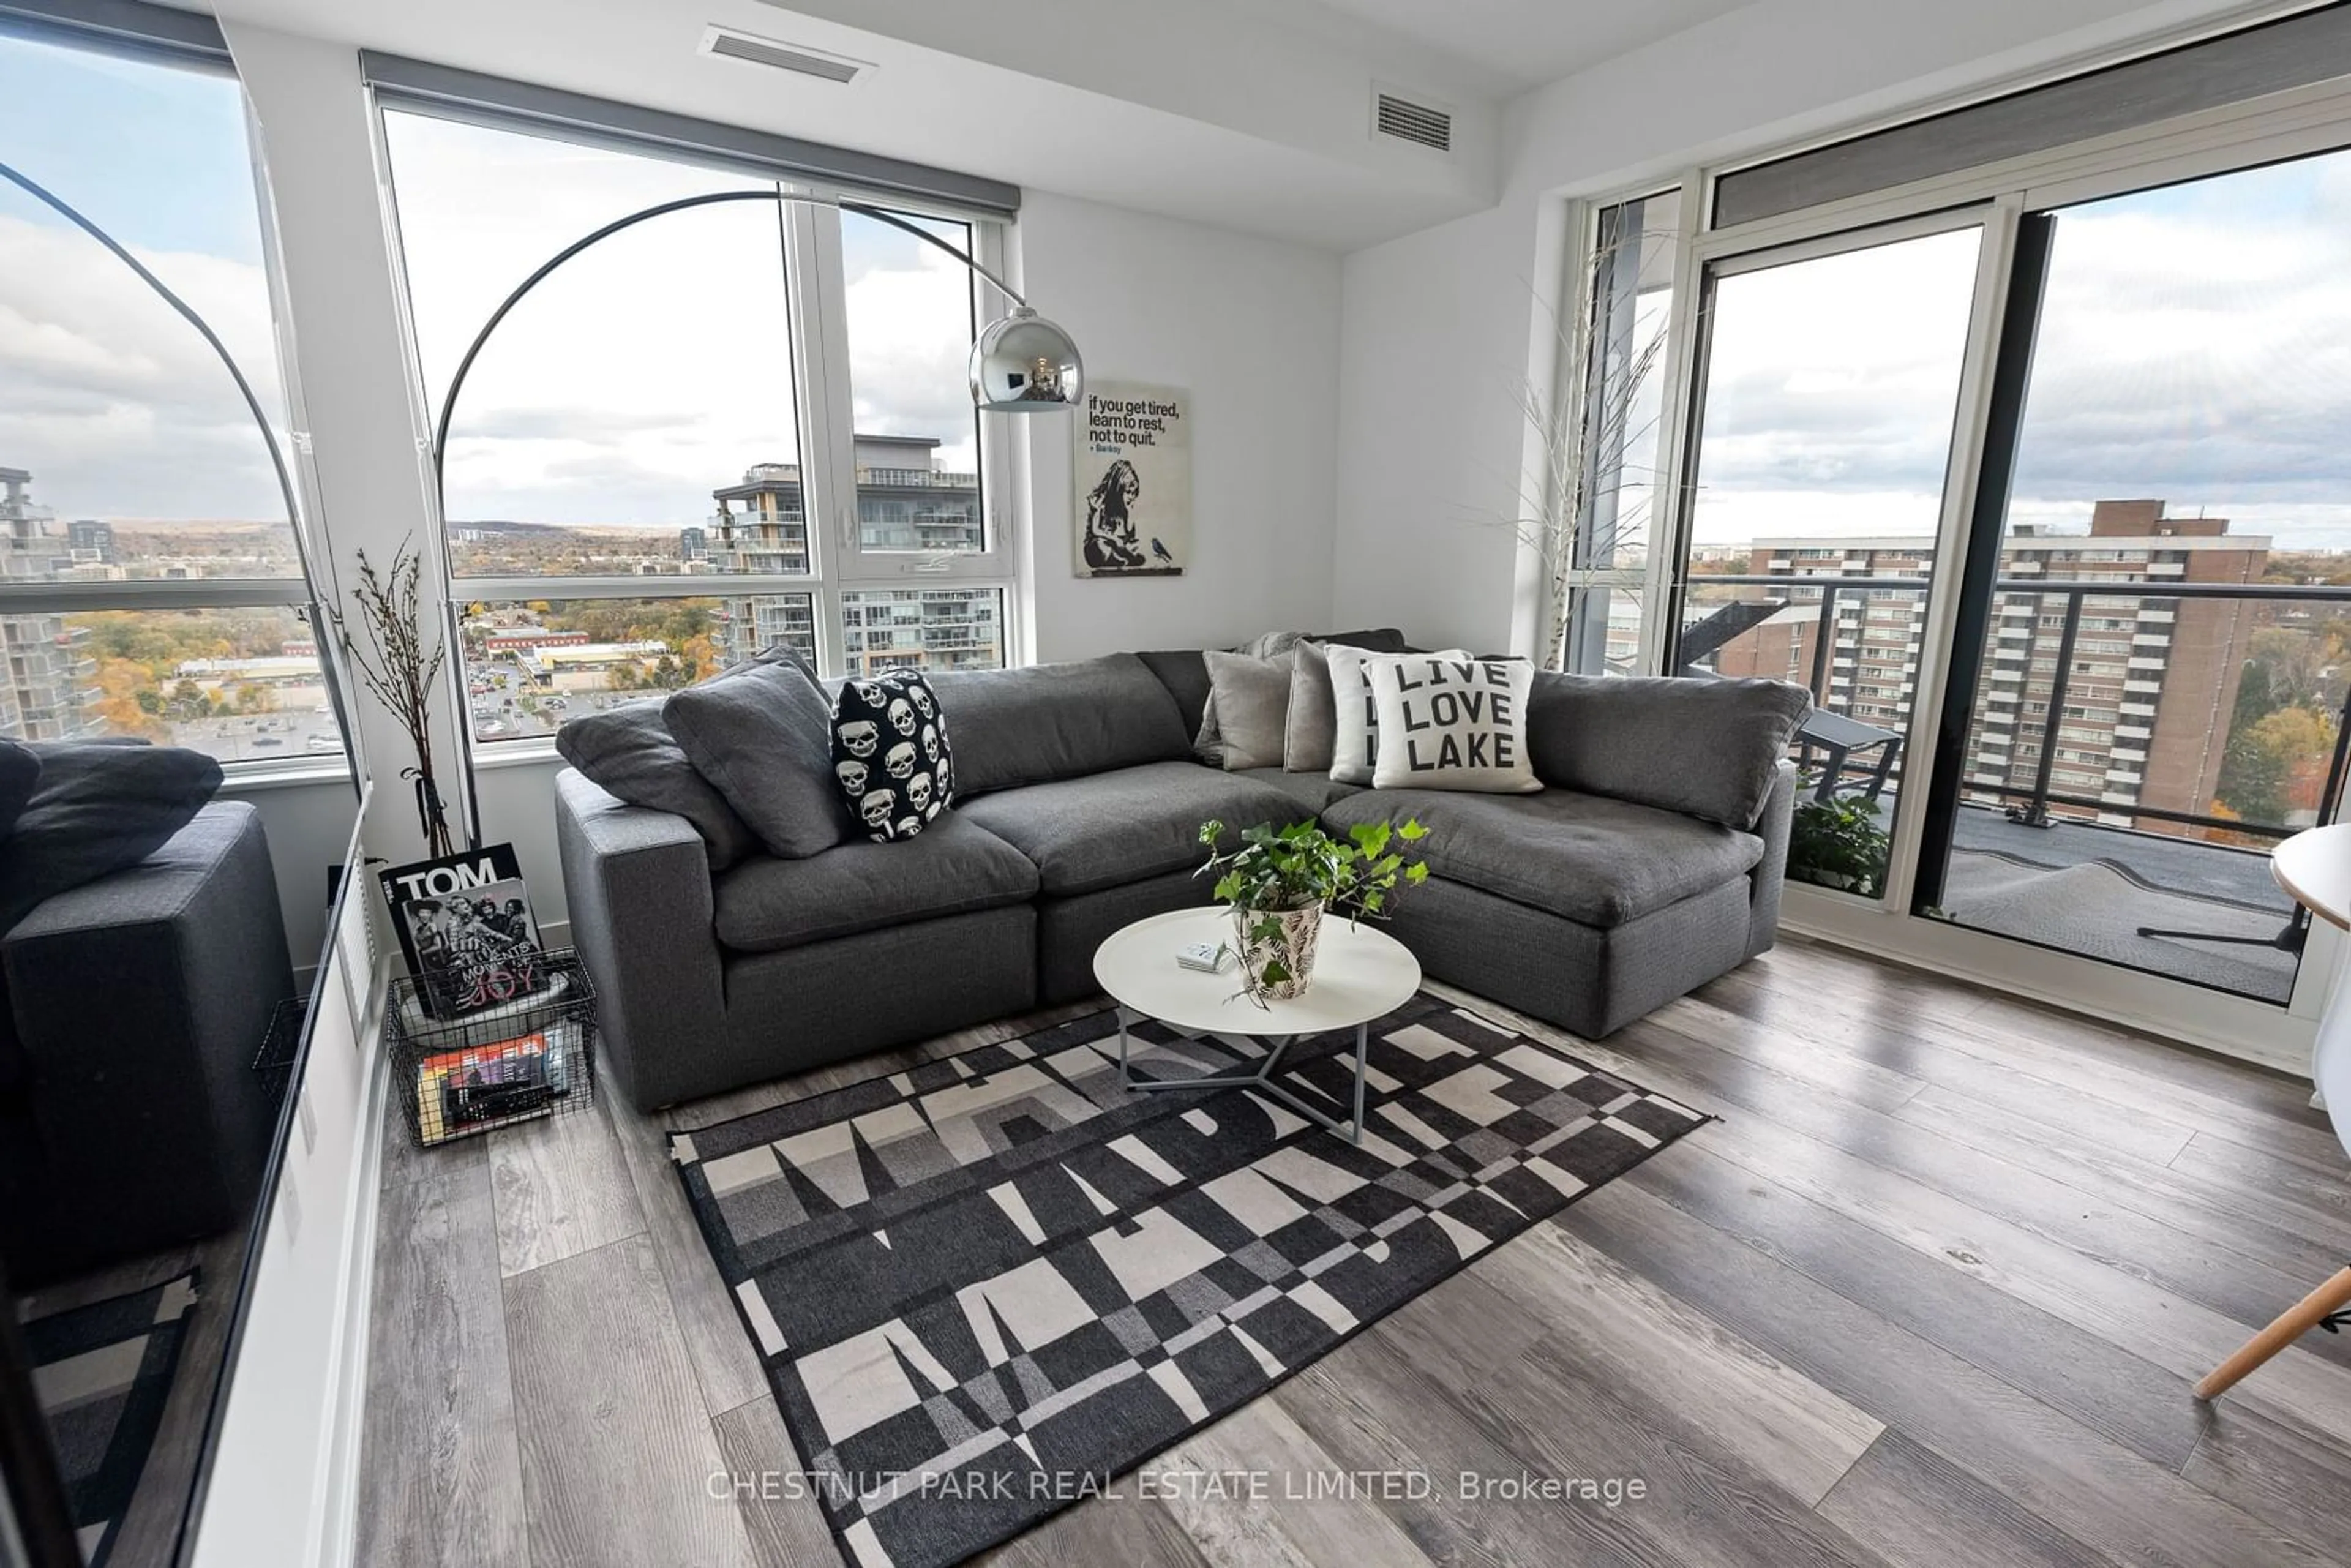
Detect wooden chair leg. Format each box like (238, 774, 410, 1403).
(2196, 1266, 2351, 1401)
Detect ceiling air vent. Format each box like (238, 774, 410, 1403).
(1371, 86, 1452, 154)
(699, 26, 872, 85)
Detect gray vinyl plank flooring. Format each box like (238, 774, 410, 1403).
(489, 1084, 647, 1277)
(353, 934, 2351, 1566)
(354, 1167, 527, 1568)
(505, 1233, 757, 1568)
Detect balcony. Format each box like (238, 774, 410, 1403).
(1678, 571, 2344, 1006)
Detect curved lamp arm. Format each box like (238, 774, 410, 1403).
(430, 189, 1027, 489)
(0, 159, 302, 532)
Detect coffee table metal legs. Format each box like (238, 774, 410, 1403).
(1115, 1006, 1370, 1146)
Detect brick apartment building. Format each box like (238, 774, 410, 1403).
(1709, 500, 2267, 832)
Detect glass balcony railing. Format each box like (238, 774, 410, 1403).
(1679, 571, 2351, 1003)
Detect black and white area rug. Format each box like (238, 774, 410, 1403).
(21, 1269, 197, 1568)
(672, 994, 1706, 1568)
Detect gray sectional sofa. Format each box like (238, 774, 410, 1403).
(557, 649, 1807, 1111)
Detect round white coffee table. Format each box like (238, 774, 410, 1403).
(1092, 905, 1422, 1145)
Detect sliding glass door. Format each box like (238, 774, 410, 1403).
(1671, 220, 1984, 898)
(1913, 148, 2351, 1003)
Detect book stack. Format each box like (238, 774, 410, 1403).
(414, 1018, 582, 1145)
(1176, 940, 1232, 974)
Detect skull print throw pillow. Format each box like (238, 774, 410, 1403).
(831, 669, 954, 842)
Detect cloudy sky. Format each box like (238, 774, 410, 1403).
(0, 32, 974, 532)
(8, 28, 2351, 557)
(1689, 148, 2351, 552)
(386, 110, 978, 530)
(0, 35, 288, 525)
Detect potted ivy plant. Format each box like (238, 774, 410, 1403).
(1197, 818, 1430, 1002)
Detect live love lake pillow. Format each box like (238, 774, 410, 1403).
(1327, 645, 1469, 785)
(1368, 655, 1540, 793)
(832, 669, 953, 841)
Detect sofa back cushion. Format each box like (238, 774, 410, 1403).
(663, 652, 853, 860)
(0, 741, 223, 939)
(0, 740, 38, 848)
(929, 653, 1190, 795)
(1527, 672, 1810, 829)
(555, 700, 761, 871)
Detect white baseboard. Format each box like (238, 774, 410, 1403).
(314, 956, 391, 1568)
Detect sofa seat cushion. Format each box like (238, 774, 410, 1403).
(713, 814, 1037, 955)
(959, 762, 1307, 896)
(1237, 767, 1363, 814)
(1321, 787, 1764, 929)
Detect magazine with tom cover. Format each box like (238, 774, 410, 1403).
(377, 844, 546, 1018)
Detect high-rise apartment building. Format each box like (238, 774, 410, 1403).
(0, 468, 102, 741)
(708, 435, 994, 670)
(1709, 500, 2267, 831)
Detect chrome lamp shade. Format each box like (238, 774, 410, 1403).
(969, 306, 1084, 413)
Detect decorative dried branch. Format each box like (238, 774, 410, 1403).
(329, 538, 456, 857)
(1456, 216, 1679, 671)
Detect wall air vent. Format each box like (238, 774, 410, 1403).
(1371, 86, 1452, 154)
(698, 26, 872, 85)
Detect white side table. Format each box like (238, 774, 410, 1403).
(1092, 906, 1422, 1146)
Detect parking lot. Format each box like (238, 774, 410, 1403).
(171, 707, 347, 765)
(467, 658, 642, 741)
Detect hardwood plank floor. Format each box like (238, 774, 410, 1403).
(354, 1168, 527, 1568)
(354, 935, 2351, 1566)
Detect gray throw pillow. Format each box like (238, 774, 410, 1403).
(1198, 649, 1294, 771)
(555, 700, 760, 871)
(1203, 629, 1409, 766)
(0, 741, 222, 937)
(1283, 641, 1337, 773)
(663, 651, 853, 859)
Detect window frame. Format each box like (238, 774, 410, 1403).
(370, 94, 1024, 746)
(1561, 15, 2351, 1068)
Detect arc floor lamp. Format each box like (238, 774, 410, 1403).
(432, 190, 1084, 495)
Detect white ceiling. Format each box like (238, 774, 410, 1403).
(1298, 0, 1757, 95)
(204, 0, 1751, 250)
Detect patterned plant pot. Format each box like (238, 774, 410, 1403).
(1232, 900, 1324, 1001)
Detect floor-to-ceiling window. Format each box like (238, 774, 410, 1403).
(0, 24, 345, 769)
(1914, 149, 2351, 1004)
(377, 103, 1016, 746)
(1672, 222, 1984, 898)
(1573, 6, 2351, 1046)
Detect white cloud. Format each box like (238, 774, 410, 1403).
(0, 212, 288, 520)
(391, 113, 979, 527)
(1688, 154, 2351, 551)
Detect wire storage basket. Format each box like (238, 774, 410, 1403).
(384, 947, 597, 1149)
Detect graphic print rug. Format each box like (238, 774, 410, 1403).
(21, 1269, 198, 1568)
(672, 994, 1706, 1567)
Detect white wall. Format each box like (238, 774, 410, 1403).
(191, 879, 383, 1568)
(473, 754, 569, 930)
(230, 775, 364, 970)
(1014, 190, 1344, 662)
(1332, 201, 1542, 654)
(1330, 0, 2262, 653)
